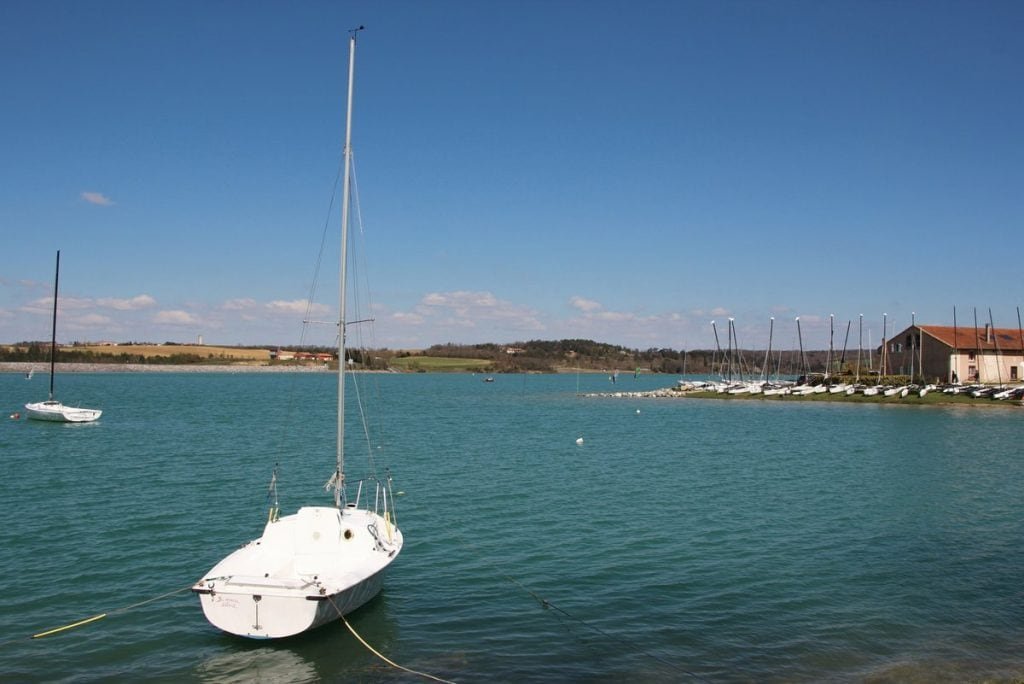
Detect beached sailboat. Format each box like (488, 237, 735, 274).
(24, 251, 102, 423)
(192, 29, 403, 639)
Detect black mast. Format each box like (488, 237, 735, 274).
(48, 250, 60, 400)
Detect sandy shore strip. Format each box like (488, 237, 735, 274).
(0, 362, 331, 374)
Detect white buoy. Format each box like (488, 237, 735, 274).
(576, 437, 584, 445)
(636, 409, 641, 414)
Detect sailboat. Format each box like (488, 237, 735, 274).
(24, 251, 102, 423)
(192, 29, 404, 639)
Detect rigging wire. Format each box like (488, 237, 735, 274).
(262, 145, 347, 508)
(344, 153, 382, 480)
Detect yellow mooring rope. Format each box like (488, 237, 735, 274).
(328, 597, 456, 684)
(31, 613, 107, 639)
(22, 581, 456, 682)
(20, 584, 196, 642)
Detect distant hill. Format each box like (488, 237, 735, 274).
(0, 342, 274, 365)
(383, 339, 857, 375)
(2, 338, 863, 375)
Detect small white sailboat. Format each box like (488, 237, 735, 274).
(24, 251, 102, 423)
(193, 29, 403, 639)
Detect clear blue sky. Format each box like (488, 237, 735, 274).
(2, 1, 1021, 351)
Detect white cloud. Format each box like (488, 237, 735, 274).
(569, 296, 602, 313)
(420, 291, 499, 311)
(19, 298, 54, 316)
(81, 191, 114, 206)
(591, 310, 636, 322)
(220, 298, 329, 318)
(154, 310, 201, 325)
(98, 294, 156, 310)
(70, 313, 113, 327)
(60, 296, 95, 310)
(266, 300, 306, 314)
(222, 298, 258, 311)
(266, 299, 328, 316)
(392, 312, 424, 325)
(400, 290, 544, 333)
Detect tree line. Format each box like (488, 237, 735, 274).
(3, 338, 882, 376)
(396, 339, 876, 376)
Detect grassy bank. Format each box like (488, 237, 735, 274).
(388, 356, 492, 372)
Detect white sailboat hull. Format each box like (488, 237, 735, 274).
(24, 400, 102, 423)
(194, 505, 402, 639)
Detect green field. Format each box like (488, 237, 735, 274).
(388, 356, 492, 372)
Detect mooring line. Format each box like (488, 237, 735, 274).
(31, 613, 108, 639)
(327, 596, 456, 684)
(0, 583, 197, 647)
(453, 533, 706, 681)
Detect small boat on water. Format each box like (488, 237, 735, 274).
(24, 251, 102, 423)
(193, 29, 403, 639)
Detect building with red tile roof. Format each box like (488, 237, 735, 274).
(882, 324, 1024, 384)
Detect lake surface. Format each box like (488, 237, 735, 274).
(1, 371, 1022, 682)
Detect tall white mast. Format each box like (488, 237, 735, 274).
(336, 27, 363, 508)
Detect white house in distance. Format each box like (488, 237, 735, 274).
(883, 324, 1024, 384)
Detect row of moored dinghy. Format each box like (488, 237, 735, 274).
(676, 379, 1024, 401)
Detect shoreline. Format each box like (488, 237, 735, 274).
(0, 362, 331, 374)
(587, 387, 1024, 408)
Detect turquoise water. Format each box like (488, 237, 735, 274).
(1, 371, 1022, 682)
